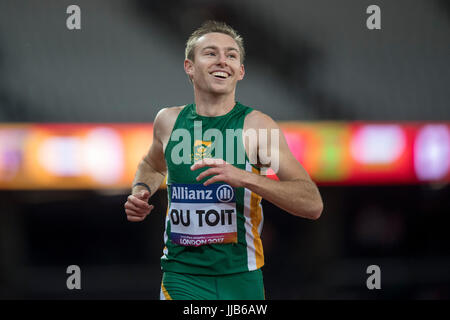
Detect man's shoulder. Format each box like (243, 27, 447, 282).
(156, 105, 186, 119)
(152, 105, 188, 141)
(244, 109, 279, 130)
(154, 105, 187, 126)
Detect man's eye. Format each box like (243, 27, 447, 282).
(206, 52, 215, 56)
(228, 55, 237, 59)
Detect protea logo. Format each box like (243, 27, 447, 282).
(192, 140, 213, 162)
(216, 185, 234, 203)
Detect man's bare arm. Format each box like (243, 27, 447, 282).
(131, 132, 167, 197)
(243, 111, 323, 219)
(191, 111, 323, 220)
(125, 107, 181, 222)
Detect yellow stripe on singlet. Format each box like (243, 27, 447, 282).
(161, 282, 172, 300)
(250, 166, 264, 269)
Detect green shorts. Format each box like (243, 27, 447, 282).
(160, 269, 265, 300)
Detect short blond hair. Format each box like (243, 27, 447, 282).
(185, 20, 245, 64)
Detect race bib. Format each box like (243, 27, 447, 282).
(168, 183, 237, 247)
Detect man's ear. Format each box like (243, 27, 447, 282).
(238, 64, 245, 81)
(184, 59, 194, 79)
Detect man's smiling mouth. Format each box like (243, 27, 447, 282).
(211, 71, 230, 79)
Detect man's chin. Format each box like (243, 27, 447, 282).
(195, 82, 234, 95)
(211, 81, 236, 92)
(207, 86, 232, 95)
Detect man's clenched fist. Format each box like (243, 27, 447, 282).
(124, 190, 154, 222)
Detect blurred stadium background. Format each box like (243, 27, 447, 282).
(0, 0, 449, 299)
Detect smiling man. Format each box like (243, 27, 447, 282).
(124, 21, 323, 300)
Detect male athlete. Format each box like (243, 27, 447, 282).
(124, 21, 323, 300)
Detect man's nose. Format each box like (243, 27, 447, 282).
(217, 52, 227, 66)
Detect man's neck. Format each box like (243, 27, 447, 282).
(194, 90, 236, 117)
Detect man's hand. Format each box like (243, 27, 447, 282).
(124, 190, 154, 222)
(191, 158, 250, 188)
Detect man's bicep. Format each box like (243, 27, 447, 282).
(276, 151, 311, 182)
(144, 137, 167, 175)
(142, 107, 174, 175)
(248, 110, 312, 182)
(272, 129, 312, 182)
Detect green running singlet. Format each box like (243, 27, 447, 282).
(160, 102, 265, 299)
(160, 102, 264, 299)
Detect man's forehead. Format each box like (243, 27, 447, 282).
(196, 32, 239, 50)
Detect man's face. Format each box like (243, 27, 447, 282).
(184, 32, 245, 95)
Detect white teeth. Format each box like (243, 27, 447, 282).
(212, 71, 229, 78)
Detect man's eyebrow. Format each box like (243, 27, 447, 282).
(201, 46, 217, 51)
(201, 46, 239, 52)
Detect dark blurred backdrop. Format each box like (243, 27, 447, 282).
(0, 0, 449, 299)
